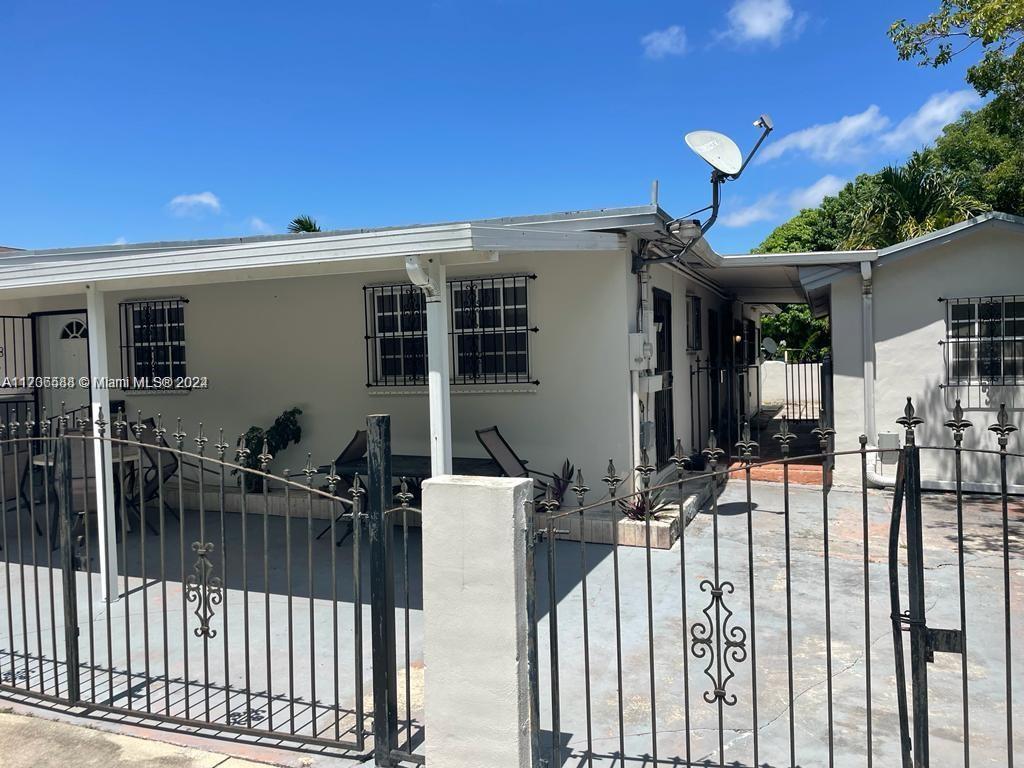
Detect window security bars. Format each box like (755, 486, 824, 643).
(686, 295, 702, 352)
(0, 316, 35, 393)
(943, 295, 1024, 387)
(364, 274, 538, 387)
(119, 299, 188, 389)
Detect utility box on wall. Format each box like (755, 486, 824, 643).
(878, 432, 900, 464)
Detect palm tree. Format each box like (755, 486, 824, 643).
(288, 215, 321, 234)
(843, 152, 988, 248)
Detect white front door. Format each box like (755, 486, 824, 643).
(36, 312, 90, 421)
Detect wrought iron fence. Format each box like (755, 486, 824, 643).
(0, 405, 369, 752)
(531, 400, 1019, 768)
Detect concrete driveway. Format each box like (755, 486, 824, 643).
(532, 477, 1023, 767)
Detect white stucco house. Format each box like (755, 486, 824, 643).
(0, 206, 1019, 502)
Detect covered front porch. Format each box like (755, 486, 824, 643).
(0, 221, 627, 600)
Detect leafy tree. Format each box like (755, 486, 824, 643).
(842, 152, 988, 248)
(758, 174, 883, 252)
(932, 100, 1024, 214)
(889, 1, 1023, 122)
(760, 304, 830, 359)
(288, 215, 321, 233)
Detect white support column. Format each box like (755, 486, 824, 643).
(421, 475, 535, 768)
(407, 256, 452, 476)
(85, 284, 118, 602)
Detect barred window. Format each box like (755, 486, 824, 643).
(686, 295, 702, 351)
(119, 299, 188, 389)
(364, 274, 537, 387)
(944, 296, 1024, 386)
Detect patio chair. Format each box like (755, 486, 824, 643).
(474, 425, 560, 499)
(288, 429, 367, 542)
(123, 417, 181, 524)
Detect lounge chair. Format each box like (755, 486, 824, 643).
(474, 425, 562, 499)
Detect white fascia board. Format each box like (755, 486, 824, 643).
(716, 250, 875, 268)
(0, 223, 622, 296)
(469, 225, 624, 252)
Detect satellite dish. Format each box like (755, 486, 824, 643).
(685, 130, 744, 176)
(762, 337, 779, 356)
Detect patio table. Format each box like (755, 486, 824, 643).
(333, 453, 503, 481)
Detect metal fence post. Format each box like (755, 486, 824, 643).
(367, 414, 398, 766)
(56, 429, 81, 703)
(901, 408, 929, 768)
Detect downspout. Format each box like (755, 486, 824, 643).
(860, 260, 895, 487)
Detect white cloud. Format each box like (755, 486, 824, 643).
(112, 236, 128, 245)
(725, 0, 801, 46)
(721, 175, 847, 228)
(788, 174, 846, 209)
(721, 194, 781, 227)
(880, 90, 981, 152)
(641, 25, 687, 59)
(757, 105, 889, 163)
(758, 89, 980, 165)
(167, 191, 222, 217)
(247, 216, 272, 234)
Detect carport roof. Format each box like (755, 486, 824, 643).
(0, 207, 650, 298)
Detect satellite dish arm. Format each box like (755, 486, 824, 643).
(701, 171, 724, 234)
(730, 118, 773, 180)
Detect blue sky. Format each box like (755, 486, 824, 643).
(0, 1, 981, 253)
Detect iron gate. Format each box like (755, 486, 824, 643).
(532, 398, 1019, 767)
(0, 407, 426, 763)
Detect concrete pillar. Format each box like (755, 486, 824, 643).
(421, 475, 535, 768)
(85, 284, 118, 602)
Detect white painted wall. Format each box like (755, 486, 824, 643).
(0, 250, 635, 485)
(761, 360, 787, 403)
(830, 227, 1023, 486)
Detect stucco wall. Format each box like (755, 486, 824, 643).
(0, 250, 634, 483)
(831, 227, 1023, 486)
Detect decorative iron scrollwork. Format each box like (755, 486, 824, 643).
(185, 541, 223, 638)
(690, 579, 748, 706)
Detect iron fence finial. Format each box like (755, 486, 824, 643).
(703, 430, 725, 468)
(944, 399, 973, 447)
(113, 408, 127, 439)
(132, 409, 146, 441)
(735, 420, 757, 462)
(773, 417, 796, 456)
(302, 453, 316, 485)
(235, 434, 250, 465)
(173, 418, 186, 450)
(602, 459, 622, 497)
(988, 403, 1017, 451)
(896, 396, 924, 446)
(194, 422, 208, 455)
(95, 406, 107, 438)
(215, 428, 229, 460)
(538, 482, 560, 513)
(326, 462, 340, 495)
(811, 408, 835, 452)
(571, 469, 589, 507)
(257, 439, 272, 472)
(396, 477, 414, 508)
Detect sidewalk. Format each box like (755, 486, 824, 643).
(0, 709, 277, 768)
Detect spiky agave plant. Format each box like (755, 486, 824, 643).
(617, 487, 671, 521)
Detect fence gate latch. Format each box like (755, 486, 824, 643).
(925, 627, 963, 661)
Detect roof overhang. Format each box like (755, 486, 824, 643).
(0, 223, 625, 299)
